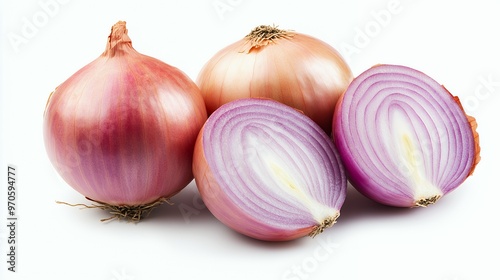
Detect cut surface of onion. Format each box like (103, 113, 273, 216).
(193, 98, 346, 241)
(333, 64, 480, 207)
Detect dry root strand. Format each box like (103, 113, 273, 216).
(56, 197, 172, 222)
(309, 213, 340, 238)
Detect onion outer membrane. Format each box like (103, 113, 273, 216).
(333, 64, 480, 207)
(193, 98, 347, 241)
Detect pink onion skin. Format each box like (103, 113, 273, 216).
(196, 25, 353, 135)
(333, 64, 480, 207)
(44, 21, 207, 206)
(193, 98, 346, 241)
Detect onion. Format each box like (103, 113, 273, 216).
(196, 25, 353, 135)
(333, 64, 481, 207)
(193, 98, 346, 241)
(44, 21, 207, 221)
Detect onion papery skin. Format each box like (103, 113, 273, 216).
(333, 64, 480, 208)
(196, 25, 353, 135)
(44, 21, 207, 214)
(193, 98, 346, 241)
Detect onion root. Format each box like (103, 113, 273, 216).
(56, 197, 173, 222)
(308, 213, 340, 238)
(414, 195, 441, 208)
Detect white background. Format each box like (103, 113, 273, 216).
(1, 0, 499, 279)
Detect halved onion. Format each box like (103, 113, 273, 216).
(333, 64, 480, 207)
(193, 98, 346, 241)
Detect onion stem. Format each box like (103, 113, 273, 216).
(103, 21, 132, 57)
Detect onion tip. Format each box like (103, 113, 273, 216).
(103, 20, 132, 57)
(242, 24, 295, 53)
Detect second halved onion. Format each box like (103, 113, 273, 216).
(333, 64, 481, 207)
(193, 98, 346, 241)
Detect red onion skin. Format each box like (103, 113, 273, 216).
(451, 94, 481, 176)
(193, 124, 313, 241)
(44, 22, 207, 206)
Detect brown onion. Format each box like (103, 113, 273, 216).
(197, 25, 353, 134)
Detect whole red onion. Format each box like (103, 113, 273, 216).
(44, 21, 207, 221)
